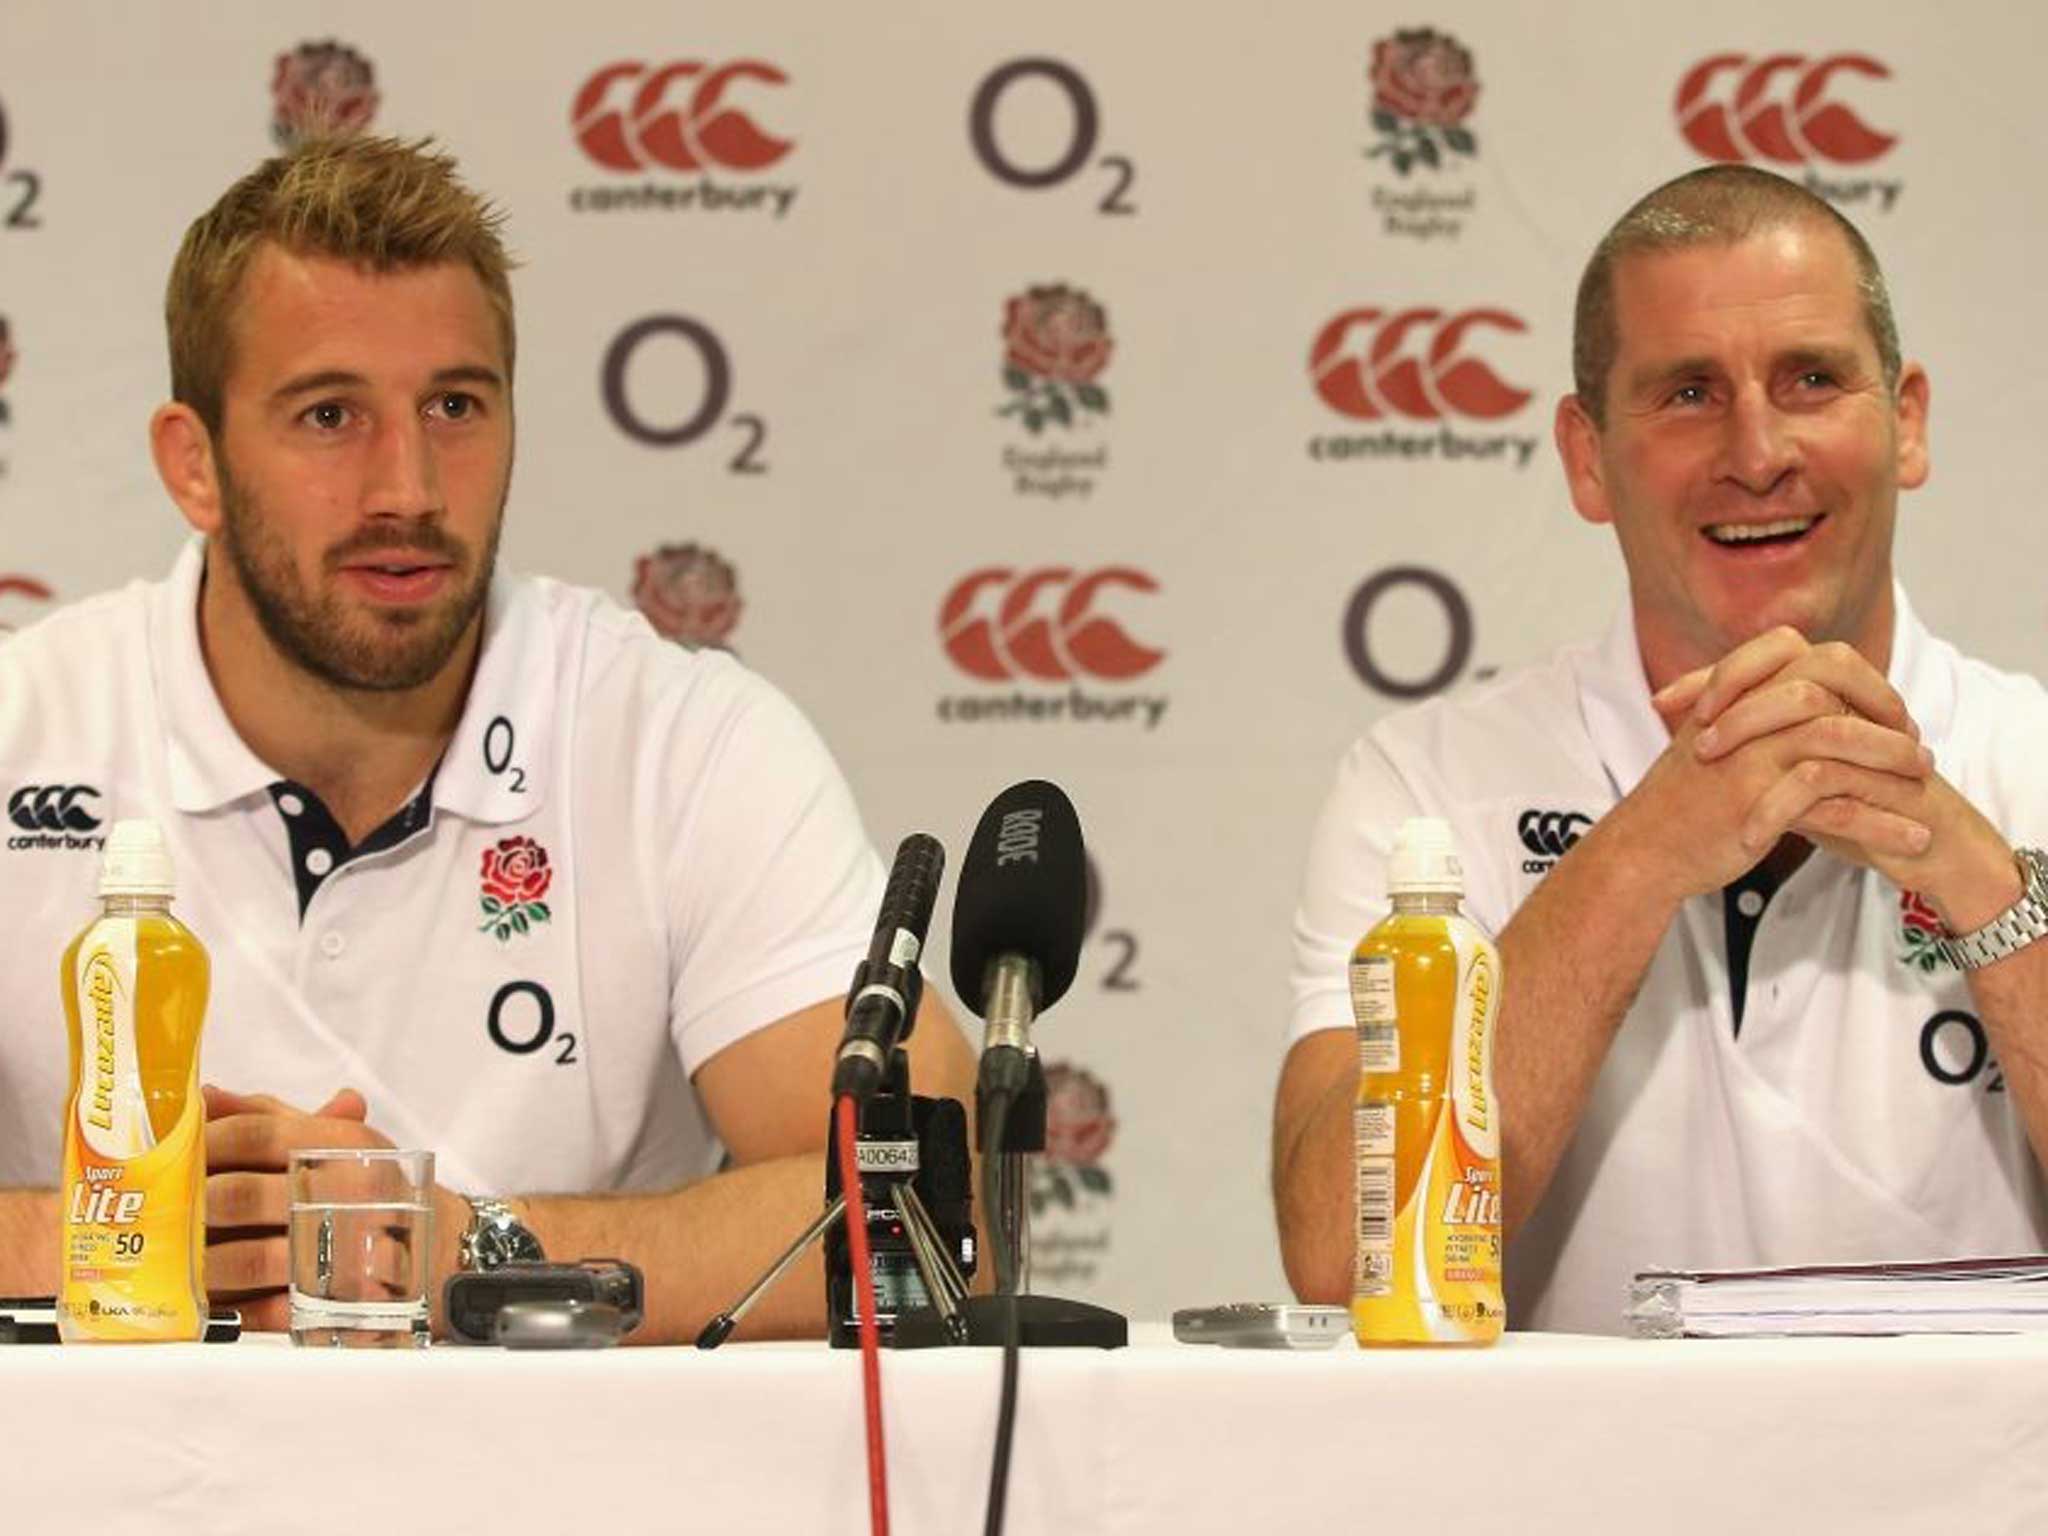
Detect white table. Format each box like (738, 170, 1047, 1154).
(4, 1326, 2042, 1534)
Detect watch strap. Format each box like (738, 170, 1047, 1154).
(1939, 848, 2048, 971)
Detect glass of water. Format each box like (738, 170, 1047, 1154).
(288, 1148, 435, 1349)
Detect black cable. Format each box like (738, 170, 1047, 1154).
(980, 1088, 1020, 1536)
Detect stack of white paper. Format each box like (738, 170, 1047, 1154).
(1627, 1256, 2048, 1338)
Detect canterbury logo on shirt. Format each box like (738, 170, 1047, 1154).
(8, 783, 103, 833)
(1517, 808, 1592, 874)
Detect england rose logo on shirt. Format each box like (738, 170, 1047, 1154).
(1898, 888, 1945, 972)
(480, 835, 553, 942)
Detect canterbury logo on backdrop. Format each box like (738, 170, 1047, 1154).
(572, 60, 793, 173)
(1674, 53, 1896, 166)
(938, 567, 1164, 682)
(1309, 308, 1531, 422)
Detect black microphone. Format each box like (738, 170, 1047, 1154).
(831, 833, 946, 1102)
(950, 781, 1086, 1102)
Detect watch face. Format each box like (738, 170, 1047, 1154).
(468, 1203, 545, 1270)
(478, 1221, 545, 1268)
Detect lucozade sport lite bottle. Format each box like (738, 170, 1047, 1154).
(1350, 817, 1503, 1346)
(58, 820, 210, 1343)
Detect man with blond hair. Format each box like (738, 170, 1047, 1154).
(0, 136, 975, 1341)
(1275, 165, 2048, 1334)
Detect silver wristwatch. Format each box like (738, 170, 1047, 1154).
(1939, 848, 2048, 970)
(458, 1195, 546, 1272)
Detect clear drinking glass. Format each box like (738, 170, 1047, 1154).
(288, 1148, 435, 1348)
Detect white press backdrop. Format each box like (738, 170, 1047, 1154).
(4, 2, 2047, 1322)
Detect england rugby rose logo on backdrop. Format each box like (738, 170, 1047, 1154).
(1367, 28, 1479, 174)
(1031, 1062, 1116, 1213)
(1899, 888, 1946, 973)
(480, 835, 553, 942)
(999, 285, 1113, 434)
(272, 41, 379, 149)
(632, 542, 743, 648)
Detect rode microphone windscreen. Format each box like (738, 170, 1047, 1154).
(948, 780, 1086, 1014)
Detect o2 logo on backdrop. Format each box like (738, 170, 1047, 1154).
(601, 316, 769, 473)
(1082, 854, 1141, 993)
(0, 100, 44, 231)
(969, 58, 1135, 215)
(271, 40, 379, 149)
(1307, 307, 1539, 469)
(569, 60, 798, 218)
(1674, 53, 1901, 211)
(1342, 567, 1494, 701)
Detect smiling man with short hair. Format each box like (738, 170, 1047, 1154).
(1274, 165, 2048, 1334)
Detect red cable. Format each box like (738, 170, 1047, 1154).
(836, 1093, 890, 1536)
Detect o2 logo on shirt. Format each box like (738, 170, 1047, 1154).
(488, 981, 579, 1066)
(483, 715, 529, 794)
(1919, 1009, 2003, 1094)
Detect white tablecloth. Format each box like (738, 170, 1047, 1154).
(4, 1326, 2043, 1534)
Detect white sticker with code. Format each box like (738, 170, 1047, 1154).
(1350, 955, 1399, 1074)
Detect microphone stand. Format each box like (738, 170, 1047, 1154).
(696, 1051, 974, 1349)
(986, 1054, 1044, 1293)
(895, 1050, 1127, 1350)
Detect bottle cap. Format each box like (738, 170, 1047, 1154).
(99, 818, 176, 898)
(1387, 817, 1464, 897)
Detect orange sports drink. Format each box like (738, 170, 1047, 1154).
(1350, 817, 1503, 1346)
(58, 819, 210, 1342)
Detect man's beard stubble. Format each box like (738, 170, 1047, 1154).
(215, 465, 503, 694)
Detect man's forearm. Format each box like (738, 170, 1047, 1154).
(1965, 944, 2048, 1177)
(510, 1155, 845, 1345)
(1271, 1034, 1358, 1303)
(1494, 802, 1683, 1239)
(0, 1190, 58, 1293)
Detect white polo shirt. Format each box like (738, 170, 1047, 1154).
(0, 540, 885, 1198)
(1289, 589, 2048, 1335)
